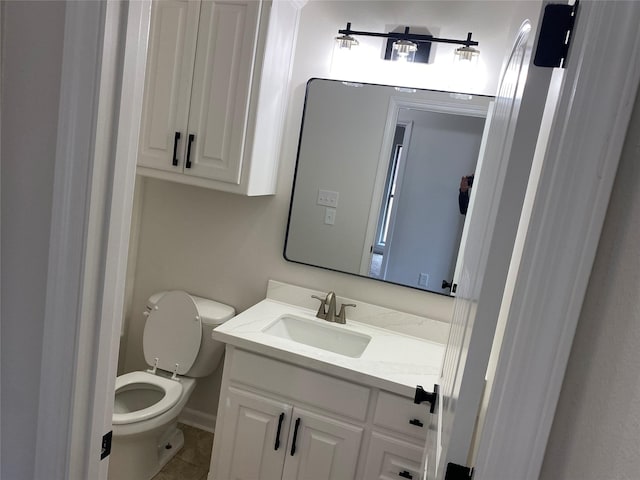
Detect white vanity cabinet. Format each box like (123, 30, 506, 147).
(209, 348, 431, 480)
(137, 0, 301, 195)
(214, 387, 364, 480)
(211, 349, 366, 480)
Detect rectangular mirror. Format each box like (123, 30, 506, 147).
(284, 78, 493, 294)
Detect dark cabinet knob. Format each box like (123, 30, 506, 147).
(409, 418, 424, 428)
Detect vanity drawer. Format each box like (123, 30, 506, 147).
(362, 432, 423, 480)
(228, 349, 370, 421)
(374, 391, 429, 440)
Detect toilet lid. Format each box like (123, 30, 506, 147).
(143, 291, 202, 375)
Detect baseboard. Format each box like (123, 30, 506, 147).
(178, 407, 216, 433)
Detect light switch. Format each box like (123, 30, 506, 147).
(324, 207, 336, 225)
(318, 189, 339, 207)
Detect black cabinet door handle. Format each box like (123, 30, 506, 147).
(290, 418, 301, 456)
(409, 418, 424, 428)
(172, 131, 181, 166)
(274, 413, 285, 451)
(185, 133, 195, 169)
(399, 471, 413, 479)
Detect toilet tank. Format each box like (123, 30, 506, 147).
(146, 292, 235, 377)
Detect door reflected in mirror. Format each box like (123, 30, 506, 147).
(284, 78, 493, 295)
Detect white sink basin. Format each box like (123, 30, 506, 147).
(262, 315, 371, 358)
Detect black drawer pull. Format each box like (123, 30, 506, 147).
(290, 418, 301, 456)
(274, 413, 285, 450)
(185, 133, 195, 168)
(172, 131, 181, 166)
(399, 470, 413, 479)
(409, 418, 424, 428)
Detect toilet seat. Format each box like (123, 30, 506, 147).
(112, 371, 183, 425)
(143, 290, 202, 375)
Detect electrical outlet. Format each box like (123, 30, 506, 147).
(324, 207, 336, 225)
(418, 273, 429, 287)
(318, 189, 339, 207)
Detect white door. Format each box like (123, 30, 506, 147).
(431, 12, 560, 478)
(137, 0, 200, 172)
(184, 0, 260, 183)
(281, 407, 363, 480)
(449, 101, 495, 297)
(214, 387, 292, 480)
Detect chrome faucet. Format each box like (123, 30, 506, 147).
(311, 292, 356, 324)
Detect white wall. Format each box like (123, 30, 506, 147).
(386, 110, 485, 289)
(539, 86, 640, 479)
(122, 0, 542, 425)
(0, 1, 66, 476)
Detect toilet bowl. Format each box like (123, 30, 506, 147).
(108, 291, 234, 480)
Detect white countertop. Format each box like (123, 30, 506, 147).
(212, 298, 445, 398)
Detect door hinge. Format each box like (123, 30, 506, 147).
(444, 462, 474, 480)
(534, 1, 578, 68)
(414, 384, 439, 413)
(100, 431, 112, 460)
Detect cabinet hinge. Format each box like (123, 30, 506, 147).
(414, 384, 439, 413)
(534, 1, 578, 68)
(100, 431, 112, 460)
(444, 462, 474, 480)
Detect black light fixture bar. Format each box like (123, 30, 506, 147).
(338, 23, 479, 48)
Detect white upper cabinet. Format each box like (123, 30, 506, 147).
(138, 0, 199, 172)
(137, 0, 302, 195)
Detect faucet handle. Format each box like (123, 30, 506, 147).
(337, 303, 356, 324)
(311, 295, 327, 319)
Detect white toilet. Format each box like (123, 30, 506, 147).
(108, 290, 234, 480)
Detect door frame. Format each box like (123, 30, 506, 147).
(31, 2, 152, 479)
(474, 2, 640, 479)
(29, 1, 640, 480)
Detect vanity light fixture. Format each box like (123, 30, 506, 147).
(336, 23, 479, 63)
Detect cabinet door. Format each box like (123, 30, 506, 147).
(362, 432, 424, 480)
(282, 407, 363, 480)
(214, 387, 292, 480)
(185, 0, 261, 183)
(138, 0, 200, 172)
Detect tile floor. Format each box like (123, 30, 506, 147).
(152, 424, 214, 480)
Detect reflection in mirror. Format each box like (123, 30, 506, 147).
(285, 78, 493, 294)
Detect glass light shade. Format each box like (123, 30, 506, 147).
(335, 34, 359, 50)
(454, 46, 480, 63)
(391, 40, 418, 62)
